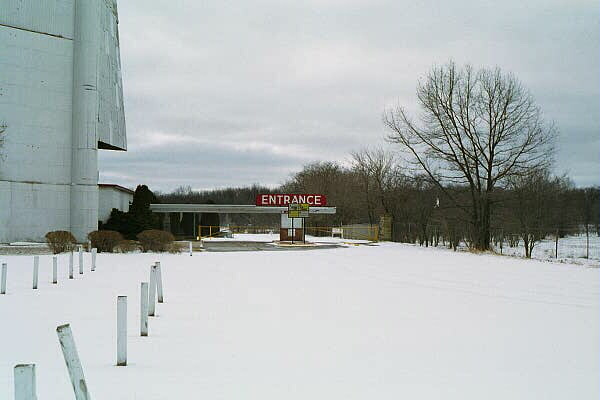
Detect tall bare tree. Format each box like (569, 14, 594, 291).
(351, 148, 396, 223)
(384, 62, 555, 250)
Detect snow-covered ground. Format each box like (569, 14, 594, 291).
(1, 242, 598, 399)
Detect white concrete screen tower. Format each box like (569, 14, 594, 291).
(0, 0, 126, 242)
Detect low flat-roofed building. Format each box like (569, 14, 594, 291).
(98, 184, 134, 224)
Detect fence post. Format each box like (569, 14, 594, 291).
(189, 241, 193, 256)
(140, 282, 149, 336)
(155, 261, 164, 303)
(91, 248, 97, 271)
(586, 224, 590, 259)
(555, 230, 559, 259)
(52, 257, 58, 284)
(78, 246, 83, 275)
(14, 364, 37, 400)
(117, 296, 127, 366)
(69, 252, 74, 279)
(1, 262, 7, 294)
(56, 324, 91, 400)
(148, 265, 157, 316)
(33, 256, 39, 290)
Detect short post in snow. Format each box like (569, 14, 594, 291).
(78, 246, 83, 274)
(117, 296, 127, 366)
(52, 256, 58, 284)
(56, 324, 91, 400)
(155, 261, 164, 303)
(14, 364, 37, 400)
(140, 282, 149, 336)
(91, 248, 97, 271)
(1, 262, 7, 294)
(69, 251, 74, 279)
(33, 256, 39, 289)
(148, 265, 157, 316)
(189, 241, 193, 256)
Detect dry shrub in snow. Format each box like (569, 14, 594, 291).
(115, 239, 140, 253)
(88, 230, 123, 253)
(137, 229, 175, 252)
(45, 231, 76, 254)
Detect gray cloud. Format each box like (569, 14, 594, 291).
(99, 0, 600, 191)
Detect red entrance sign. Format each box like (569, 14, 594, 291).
(256, 194, 327, 207)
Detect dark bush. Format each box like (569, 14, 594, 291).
(137, 229, 174, 252)
(114, 240, 140, 253)
(88, 230, 123, 253)
(45, 231, 76, 254)
(103, 185, 160, 239)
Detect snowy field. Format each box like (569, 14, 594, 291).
(1, 243, 599, 399)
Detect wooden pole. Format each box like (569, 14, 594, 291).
(140, 282, 149, 336)
(69, 252, 74, 279)
(117, 296, 127, 366)
(52, 257, 57, 284)
(91, 248, 97, 271)
(14, 364, 37, 400)
(586, 224, 590, 259)
(148, 265, 157, 316)
(33, 256, 39, 290)
(555, 230, 559, 259)
(155, 262, 164, 303)
(78, 246, 83, 275)
(56, 324, 91, 400)
(1, 262, 7, 294)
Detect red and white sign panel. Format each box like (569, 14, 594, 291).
(256, 194, 327, 207)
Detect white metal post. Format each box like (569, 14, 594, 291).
(14, 364, 37, 400)
(117, 296, 127, 366)
(52, 257, 58, 284)
(69, 251, 74, 279)
(140, 282, 149, 336)
(33, 256, 39, 290)
(1, 262, 7, 294)
(155, 261, 164, 303)
(189, 241, 193, 256)
(148, 265, 157, 316)
(91, 248, 97, 271)
(56, 324, 91, 400)
(78, 246, 83, 274)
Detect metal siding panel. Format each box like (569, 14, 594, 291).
(96, 0, 126, 150)
(0, 0, 75, 39)
(0, 25, 73, 184)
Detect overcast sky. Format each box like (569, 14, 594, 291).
(98, 0, 600, 192)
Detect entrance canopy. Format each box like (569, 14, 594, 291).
(150, 204, 336, 214)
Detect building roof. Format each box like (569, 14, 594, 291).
(98, 183, 134, 195)
(149, 204, 336, 214)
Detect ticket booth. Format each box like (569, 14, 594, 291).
(280, 213, 304, 242)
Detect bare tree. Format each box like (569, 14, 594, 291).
(508, 169, 565, 258)
(351, 148, 396, 223)
(384, 62, 555, 250)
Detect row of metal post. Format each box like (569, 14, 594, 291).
(12, 260, 164, 399)
(1, 247, 97, 295)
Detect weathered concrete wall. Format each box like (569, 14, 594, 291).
(0, 0, 126, 243)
